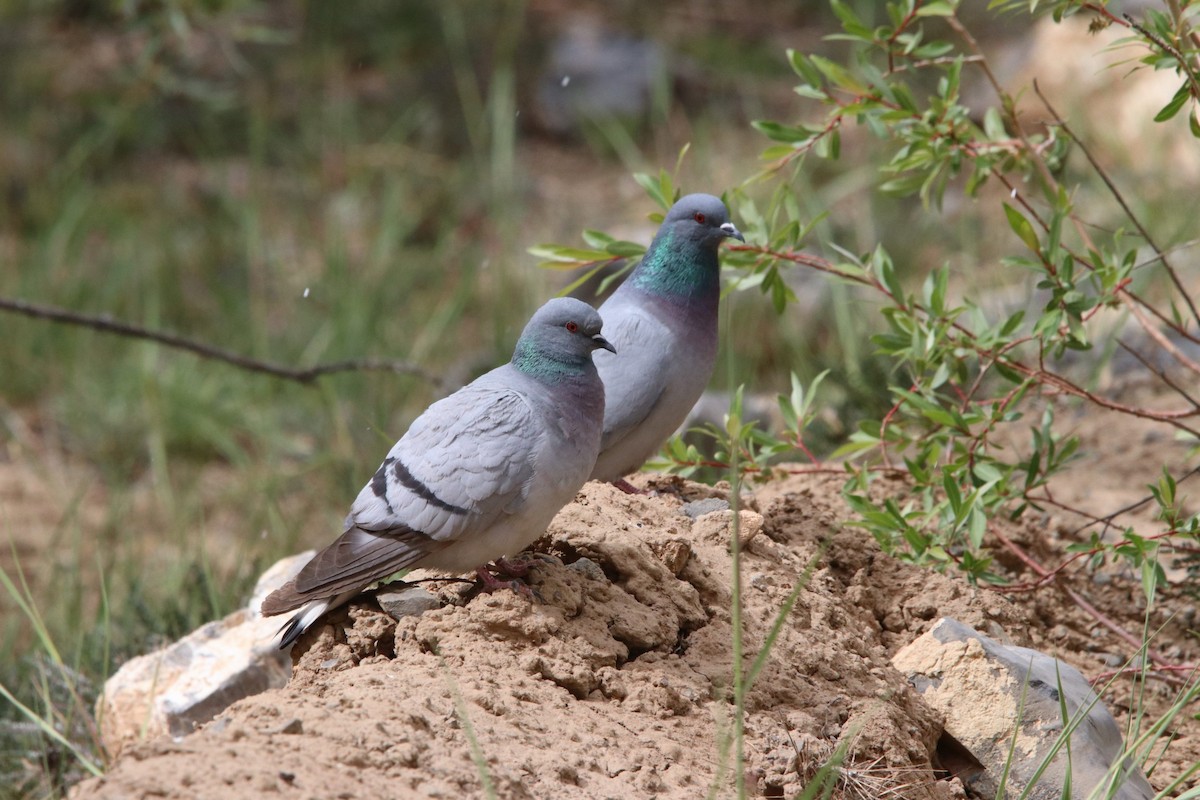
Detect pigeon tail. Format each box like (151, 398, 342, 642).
(272, 590, 357, 649)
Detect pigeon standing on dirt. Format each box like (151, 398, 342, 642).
(262, 298, 615, 647)
(590, 193, 743, 487)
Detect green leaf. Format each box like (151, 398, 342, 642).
(824, 129, 841, 159)
(1154, 83, 1190, 122)
(916, 1, 956, 16)
(982, 107, 1006, 140)
(528, 244, 611, 266)
(792, 85, 829, 101)
(752, 120, 813, 143)
(879, 173, 927, 197)
(581, 229, 614, 248)
(605, 240, 647, 258)
(809, 54, 866, 94)
(633, 170, 673, 210)
(1003, 203, 1040, 252)
(761, 144, 801, 161)
(787, 49, 823, 86)
(829, 0, 872, 37)
(974, 461, 1004, 484)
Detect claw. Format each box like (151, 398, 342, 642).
(492, 555, 536, 578)
(474, 564, 538, 600)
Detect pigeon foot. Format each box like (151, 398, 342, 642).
(492, 555, 538, 578)
(474, 564, 538, 600)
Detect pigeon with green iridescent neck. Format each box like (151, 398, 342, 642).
(590, 193, 743, 487)
(262, 298, 614, 648)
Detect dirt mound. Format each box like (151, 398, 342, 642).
(70, 473, 1198, 799)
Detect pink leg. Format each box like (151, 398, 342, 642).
(613, 478, 648, 495)
(474, 564, 536, 600)
(493, 555, 535, 578)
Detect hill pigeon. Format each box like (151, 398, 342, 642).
(590, 193, 742, 486)
(262, 298, 614, 647)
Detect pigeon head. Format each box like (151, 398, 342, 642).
(627, 193, 742, 302)
(512, 297, 615, 380)
(661, 193, 745, 247)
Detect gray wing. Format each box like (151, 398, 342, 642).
(350, 377, 539, 542)
(261, 377, 541, 615)
(593, 307, 671, 452)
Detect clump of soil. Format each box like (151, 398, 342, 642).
(71, 473, 1199, 799)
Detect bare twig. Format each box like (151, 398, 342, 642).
(1123, 300, 1200, 376)
(1063, 464, 1200, 539)
(988, 524, 1184, 679)
(1116, 339, 1200, 410)
(1091, 662, 1199, 686)
(0, 296, 444, 388)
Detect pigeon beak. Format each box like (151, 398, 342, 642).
(593, 334, 617, 354)
(720, 221, 745, 243)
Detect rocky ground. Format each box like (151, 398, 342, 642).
(69, 449, 1200, 799)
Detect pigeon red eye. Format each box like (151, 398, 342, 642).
(693, 212, 706, 224)
(565, 321, 578, 333)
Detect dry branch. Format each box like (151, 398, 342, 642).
(0, 296, 444, 388)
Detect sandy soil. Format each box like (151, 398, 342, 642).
(69, 456, 1200, 799)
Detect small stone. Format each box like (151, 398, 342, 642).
(567, 557, 606, 581)
(679, 498, 729, 519)
(651, 540, 692, 576)
(271, 718, 303, 735)
(529, 552, 564, 567)
(737, 511, 765, 547)
(375, 586, 441, 620)
(690, 509, 766, 550)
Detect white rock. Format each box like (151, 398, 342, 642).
(97, 551, 313, 758)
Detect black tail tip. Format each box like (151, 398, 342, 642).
(276, 614, 306, 650)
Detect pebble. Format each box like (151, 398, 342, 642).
(680, 498, 730, 519)
(376, 586, 441, 620)
(567, 557, 606, 582)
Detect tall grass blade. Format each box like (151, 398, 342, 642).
(0, 682, 102, 777)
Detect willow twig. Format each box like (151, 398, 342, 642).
(0, 296, 443, 387)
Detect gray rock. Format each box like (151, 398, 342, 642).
(375, 585, 441, 620)
(892, 618, 1153, 800)
(566, 556, 606, 582)
(97, 551, 313, 757)
(679, 498, 729, 519)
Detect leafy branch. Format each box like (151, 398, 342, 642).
(641, 0, 1200, 643)
(534, 0, 1200, 686)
